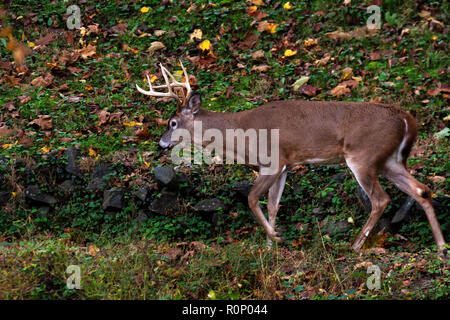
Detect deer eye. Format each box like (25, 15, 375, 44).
(170, 119, 178, 129)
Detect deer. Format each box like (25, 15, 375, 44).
(136, 61, 447, 255)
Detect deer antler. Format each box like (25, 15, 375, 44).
(136, 60, 192, 105)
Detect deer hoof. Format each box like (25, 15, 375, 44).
(273, 232, 283, 243)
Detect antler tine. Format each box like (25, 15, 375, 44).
(136, 61, 192, 102)
(179, 60, 192, 100)
(160, 63, 174, 96)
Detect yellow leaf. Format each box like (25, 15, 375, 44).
(247, 5, 258, 14)
(304, 38, 318, 47)
(283, 2, 292, 10)
(199, 39, 211, 52)
(250, 0, 264, 5)
(12, 192, 16, 198)
(1, 144, 13, 149)
(150, 75, 157, 83)
(123, 121, 143, 127)
(140, 7, 149, 13)
(284, 49, 297, 57)
(27, 41, 35, 48)
(208, 290, 216, 299)
(89, 146, 97, 157)
(41, 147, 50, 153)
(266, 23, 278, 34)
(190, 29, 203, 41)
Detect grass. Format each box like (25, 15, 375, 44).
(0, 0, 449, 299)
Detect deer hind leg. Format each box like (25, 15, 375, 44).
(382, 159, 447, 254)
(266, 169, 288, 248)
(248, 166, 286, 244)
(346, 158, 390, 252)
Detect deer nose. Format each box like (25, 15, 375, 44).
(159, 139, 170, 149)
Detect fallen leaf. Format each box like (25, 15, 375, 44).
(148, 41, 166, 53)
(77, 45, 96, 60)
(31, 72, 54, 88)
(198, 39, 211, 52)
(29, 115, 53, 130)
(292, 76, 309, 91)
(251, 49, 264, 59)
(284, 49, 297, 57)
(251, 64, 270, 72)
(190, 29, 203, 41)
(330, 85, 351, 97)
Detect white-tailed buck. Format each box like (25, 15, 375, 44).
(137, 61, 447, 255)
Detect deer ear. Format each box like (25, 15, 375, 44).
(187, 93, 202, 115)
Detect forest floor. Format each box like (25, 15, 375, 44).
(0, 0, 448, 299)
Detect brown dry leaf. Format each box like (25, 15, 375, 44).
(154, 118, 169, 126)
(0, 60, 12, 70)
(428, 175, 445, 183)
(58, 50, 80, 66)
(251, 64, 270, 72)
(18, 95, 31, 104)
(0, 126, 13, 137)
(98, 110, 111, 126)
(238, 32, 259, 50)
(314, 53, 331, 66)
(354, 261, 373, 269)
(3, 75, 21, 86)
(147, 41, 166, 53)
(364, 247, 386, 254)
(325, 27, 377, 41)
(110, 23, 128, 35)
(31, 72, 54, 88)
(67, 66, 83, 74)
(29, 115, 53, 130)
(77, 45, 96, 60)
(299, 85, 317, 97)
(340, 79, 358, 89)
(251, 49, 265, 60)
(35, 33, 54, 46)
(330, 84, 351, 97)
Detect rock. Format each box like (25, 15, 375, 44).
(134, 186, 149, 202)
(102, 189, 125, 210)
(356, 185, 371, 212)
(134, 210, 149, 223)
(86, 164, 113, 191)
(149, 191, 178, 215)
(64, 147, 82, 178)
(324, 220, 350, 235)
(312, 207, 323, 215)
(60, 180, 75, 193)
(194, 198, 225, 213)
(25, 185, 58, 205)
(234, 180, 252, 199)
(0, 191, 10, 206)
(374, 218, 393, 235)
(38, 205, 50, 217)
(330, 172, 349, 184)
(154, 166, 176, 186)
(391, 196, 415, 224)
(176, 172, 189, 185)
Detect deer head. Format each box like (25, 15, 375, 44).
(136, 61, 202, 148)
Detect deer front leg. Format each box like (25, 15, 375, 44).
(248, 167, 285, 244)
(266, 169, 288, 248)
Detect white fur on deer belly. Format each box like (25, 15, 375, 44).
(300, 156, 344, 165)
